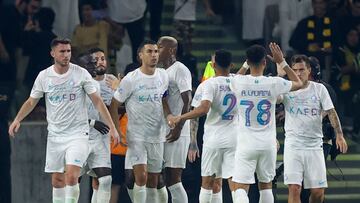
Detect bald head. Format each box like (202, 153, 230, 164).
(158, 36, 178, 49)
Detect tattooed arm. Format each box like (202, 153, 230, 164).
(325, 108, 348, 153)
(188, 117, 200, 163)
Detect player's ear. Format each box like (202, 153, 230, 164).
(50, 49, 55, 58)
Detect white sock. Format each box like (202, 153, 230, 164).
(158, 186, 169, 203)
(259, 189, 274, 203)
(127, 188, 134, 202)
(53, 187, 65, 203)
(65, 184, 80, 203)
(233, 188, 248, 203)
(199, 187, 212, 203)
(211, 190, 222, 203)
(145, 187, 158, 203)
(91, 189, 98, 203)
(97, 176, 112, 202)
(231, 191, 235, 202)
(168, 182, 188, 203)
(133, 184, 146, 203)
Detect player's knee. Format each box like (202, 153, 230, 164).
(65, 173, 80, 185)
(134, 171, 147, 186)
(310, 188, 324, 201)
(288, 184, 301, 196)
(92, 178, 99, 190)
(212, 181, 222, 193)
(52, 175, 65, 188)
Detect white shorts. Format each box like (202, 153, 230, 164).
(45, 137, 89, 173)
(284, 146, 327, 189)
(81, 138, 111, 177)
(164, 136, 190, 168)
(233, 148, 277, 184)
(125, 140, 164, 173)
(201, 146, 236, 179)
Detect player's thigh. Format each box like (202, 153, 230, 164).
(303, 150, 327, 189)
(65, 138, 89, 168)
(233, 149, 258, 184)
(164, 136, 190, 169)
(283, 146, 304, 186)
(201, 146, 222, 178)
(111, 154, 126, 186)
(221, 147, 236, 179)
(126, 140, 148, 169)
(256, 148, 277, 184)
(146, 142, 164, 173)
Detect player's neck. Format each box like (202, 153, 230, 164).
(302, 80, 310, 89)
(95, 74, 105, 81)
(140, 65, 156, 75)
(249, 68, 263, 77)
(163, 56, 176, 69)
(215, 70, 230, 77)
(54, 64, 70, 74)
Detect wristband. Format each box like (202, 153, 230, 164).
(89, 119, 95, 127)
(279, 60, 288, 69)
(242, 61, 250, 70)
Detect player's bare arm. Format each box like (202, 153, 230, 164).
(167, 90, 192, 142)
(109, 97, 127, 146)
(268, 42, 303, 91)
(89, 93, 120, 145)
(188, 117, 200, 163)
(169, 100, 211, 128)
(237, 60, 249, 75)
(8, 97, 40, 137)
(325, 108, 348, 153)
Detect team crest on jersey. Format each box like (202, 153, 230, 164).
(311, 95, 317, 103)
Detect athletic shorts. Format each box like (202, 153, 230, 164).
(284, 146, 327, 189)
(45, 137, 89, 173)
(111, 154, 126, 185)
(201, 146, 236, 179)
(80, 138, 111, 177)
(164, 136, 190, 168)
(233, 148, 277, 184)
(125, 140, 164, 173)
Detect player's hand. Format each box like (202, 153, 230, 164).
(93, 120, 110, 135)
(167, 115, 181, 129)
(8, 119, 21, 137)
(166, 125, 182, 143)
(336, 135, 348, 153)
(188, 141, 200, 163)
(276, 139, 280, 152)
(109, 127, 121, 147)
(105, 74, 121, 90)
(268, 42, 285, 64)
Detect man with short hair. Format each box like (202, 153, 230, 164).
(277, 54, 348, 203)
(231, 43, 303, 203)
(157, 36, 192, 203)
(110, 40, 170, 203)
(8, 38, 119, 203)
(169, 49, 238, 203)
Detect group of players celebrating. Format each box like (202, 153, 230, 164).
(8, 36, 348, 203)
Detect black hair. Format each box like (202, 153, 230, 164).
(33, 7, 55, 31)
(137, 39, 157, 55)
(88, 47, 105, 55)
(246, 45, 266, 67)
(290, 54, 310, 67)
(215, 49, 232, 69)
(50, 38, 71, 48)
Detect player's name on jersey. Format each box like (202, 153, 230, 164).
(240, 90, 271, 97)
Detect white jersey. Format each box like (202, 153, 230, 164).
(192, 76, 239, 148)
(86, 79, 101, 140)
(230, 75, 292, 150)
(282, 81, 334, 149)
(166, 61, 192, 137)
(30, 63, 97, 138)
(98, 74, 116, 106)
(113, 68, 169, 143)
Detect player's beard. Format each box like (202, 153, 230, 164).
(95, 67, 106, 75)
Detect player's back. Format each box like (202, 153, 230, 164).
(202, 76, 239, 148)
(230, 74, 292, 150)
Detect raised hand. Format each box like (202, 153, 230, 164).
(105, 74, 122, 90)
(268, 42, 285, 64)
